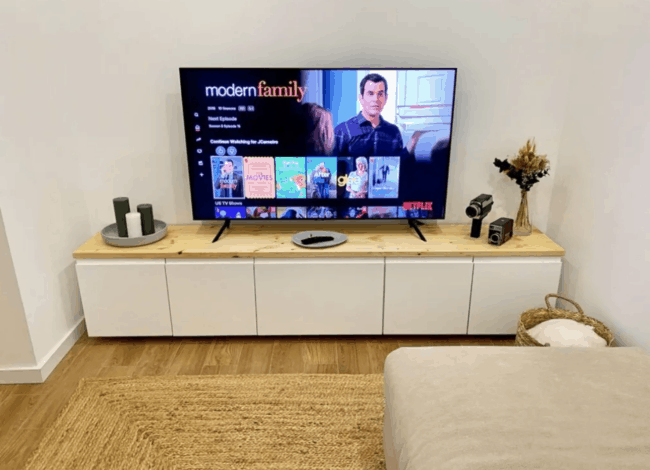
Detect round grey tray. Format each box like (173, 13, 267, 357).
(291, 230, 348, 249)
(101, 220, 168, 247)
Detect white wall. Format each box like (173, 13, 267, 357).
(0, 207, 36, 368)
(0, 0, 644, 366)
(0, 0, 91, 363)
(3, 0, 577, 236)
(547, 1, 650, 349)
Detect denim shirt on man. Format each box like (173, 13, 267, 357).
(333, 112, 404, 157)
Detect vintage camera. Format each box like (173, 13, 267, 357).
(488, 217, 514, 246)
(465, 194, 493, 238)
(466, 194, 494, 219)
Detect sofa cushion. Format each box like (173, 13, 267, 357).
(383, 346, 650, 470)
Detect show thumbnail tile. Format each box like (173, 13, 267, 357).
(244, 157, 275, 199)
(214, 206, 246, 219)
(275, 157, 306, 199)
(246, 206, 277, 219)
(344, 206, 368, 219)
(306, 157, 337, 199)
(398, 207, 434, 219)
(212, 156, 244, 199)
(369, 157, 400, 198)
(277, 207, 307, 219)
(307, 206, 337, 219)
(368, 206, 398, 219)
(338, 156, 369, 199)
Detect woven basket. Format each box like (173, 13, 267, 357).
(515, 294, 614, 347)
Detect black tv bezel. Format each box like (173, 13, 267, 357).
(179, 67, 458, 222)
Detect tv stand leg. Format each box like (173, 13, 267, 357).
(408, 219, 427, 242)
(212, 218, 231, 243)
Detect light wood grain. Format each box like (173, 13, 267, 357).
(200, 364, 240, 375)
(0, 331, 516, 470)
(366, 338, 401, 374)
(166, 339, 214, 376)
(0, 426, 49, 470)
(73, 223, 565, 259)
(204, 339, 245, 366)
(235, 339, 275, 374)
(0, 385, 15, 405)
(337, 339, 374, 375)
(96, 365, 136, 378)
(269, 340, 306, 374)
(0, 394, 42, 441)
(304, 364, 339, 374)
(302, 338, 337, 364)
(107, 339, 148, 367)
(131, 338, 181, 377)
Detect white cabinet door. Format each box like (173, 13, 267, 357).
(468, 257, 562, 335)
(384, 258, 473, 334)
(254, 258, 384, 335)
(165, 259, 257, 336)
(76, 259, 172, 337)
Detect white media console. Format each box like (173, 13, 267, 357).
(73, 224, 565, 337)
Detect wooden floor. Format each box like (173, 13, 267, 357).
(0, 332, 514, 469)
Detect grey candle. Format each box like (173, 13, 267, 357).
(137, 204, 155, 235)
(113, 197, 130, 237)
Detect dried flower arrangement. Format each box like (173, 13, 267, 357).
(494, 139, 550, 235)
(493, 139, 550, 191)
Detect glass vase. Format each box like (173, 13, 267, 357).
(514, 190, 533, 236)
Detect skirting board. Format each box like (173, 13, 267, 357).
(0, 317, 86, 384)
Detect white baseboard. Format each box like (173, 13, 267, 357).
(0, 317, 86, 384)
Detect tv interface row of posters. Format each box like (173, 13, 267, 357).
(212, 156, 400, 200)
(216, 206, 430, 219)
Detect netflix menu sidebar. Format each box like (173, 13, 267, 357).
(192, 105, 252, 179)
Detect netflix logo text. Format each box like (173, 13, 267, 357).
(403, 202, 433, 211)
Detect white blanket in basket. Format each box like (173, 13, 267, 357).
(526, 318, 607, 347)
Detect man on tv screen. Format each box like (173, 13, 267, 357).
(333, 73, 428, 158)
(333, 73, 403, 157)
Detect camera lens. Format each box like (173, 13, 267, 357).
(465, 204, 479, 218)
(490, 234, 499, 243)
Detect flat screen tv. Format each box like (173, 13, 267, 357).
(179, 68, 457, 220)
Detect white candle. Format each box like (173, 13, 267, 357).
(125, 212, 143, 238)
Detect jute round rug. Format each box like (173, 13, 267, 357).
(26, 374, 386, 470)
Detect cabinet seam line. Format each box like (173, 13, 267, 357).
(253, 259, 259, 336)
(382, 257, 386, 335)
(164, 259, 174, 336)
(466, 257, 475, 334)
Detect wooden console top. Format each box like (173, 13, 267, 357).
(73, 223, 564, 259)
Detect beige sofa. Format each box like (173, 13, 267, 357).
(383, 346, 650, 470)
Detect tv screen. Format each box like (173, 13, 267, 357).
(179, 68, 457, 220)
